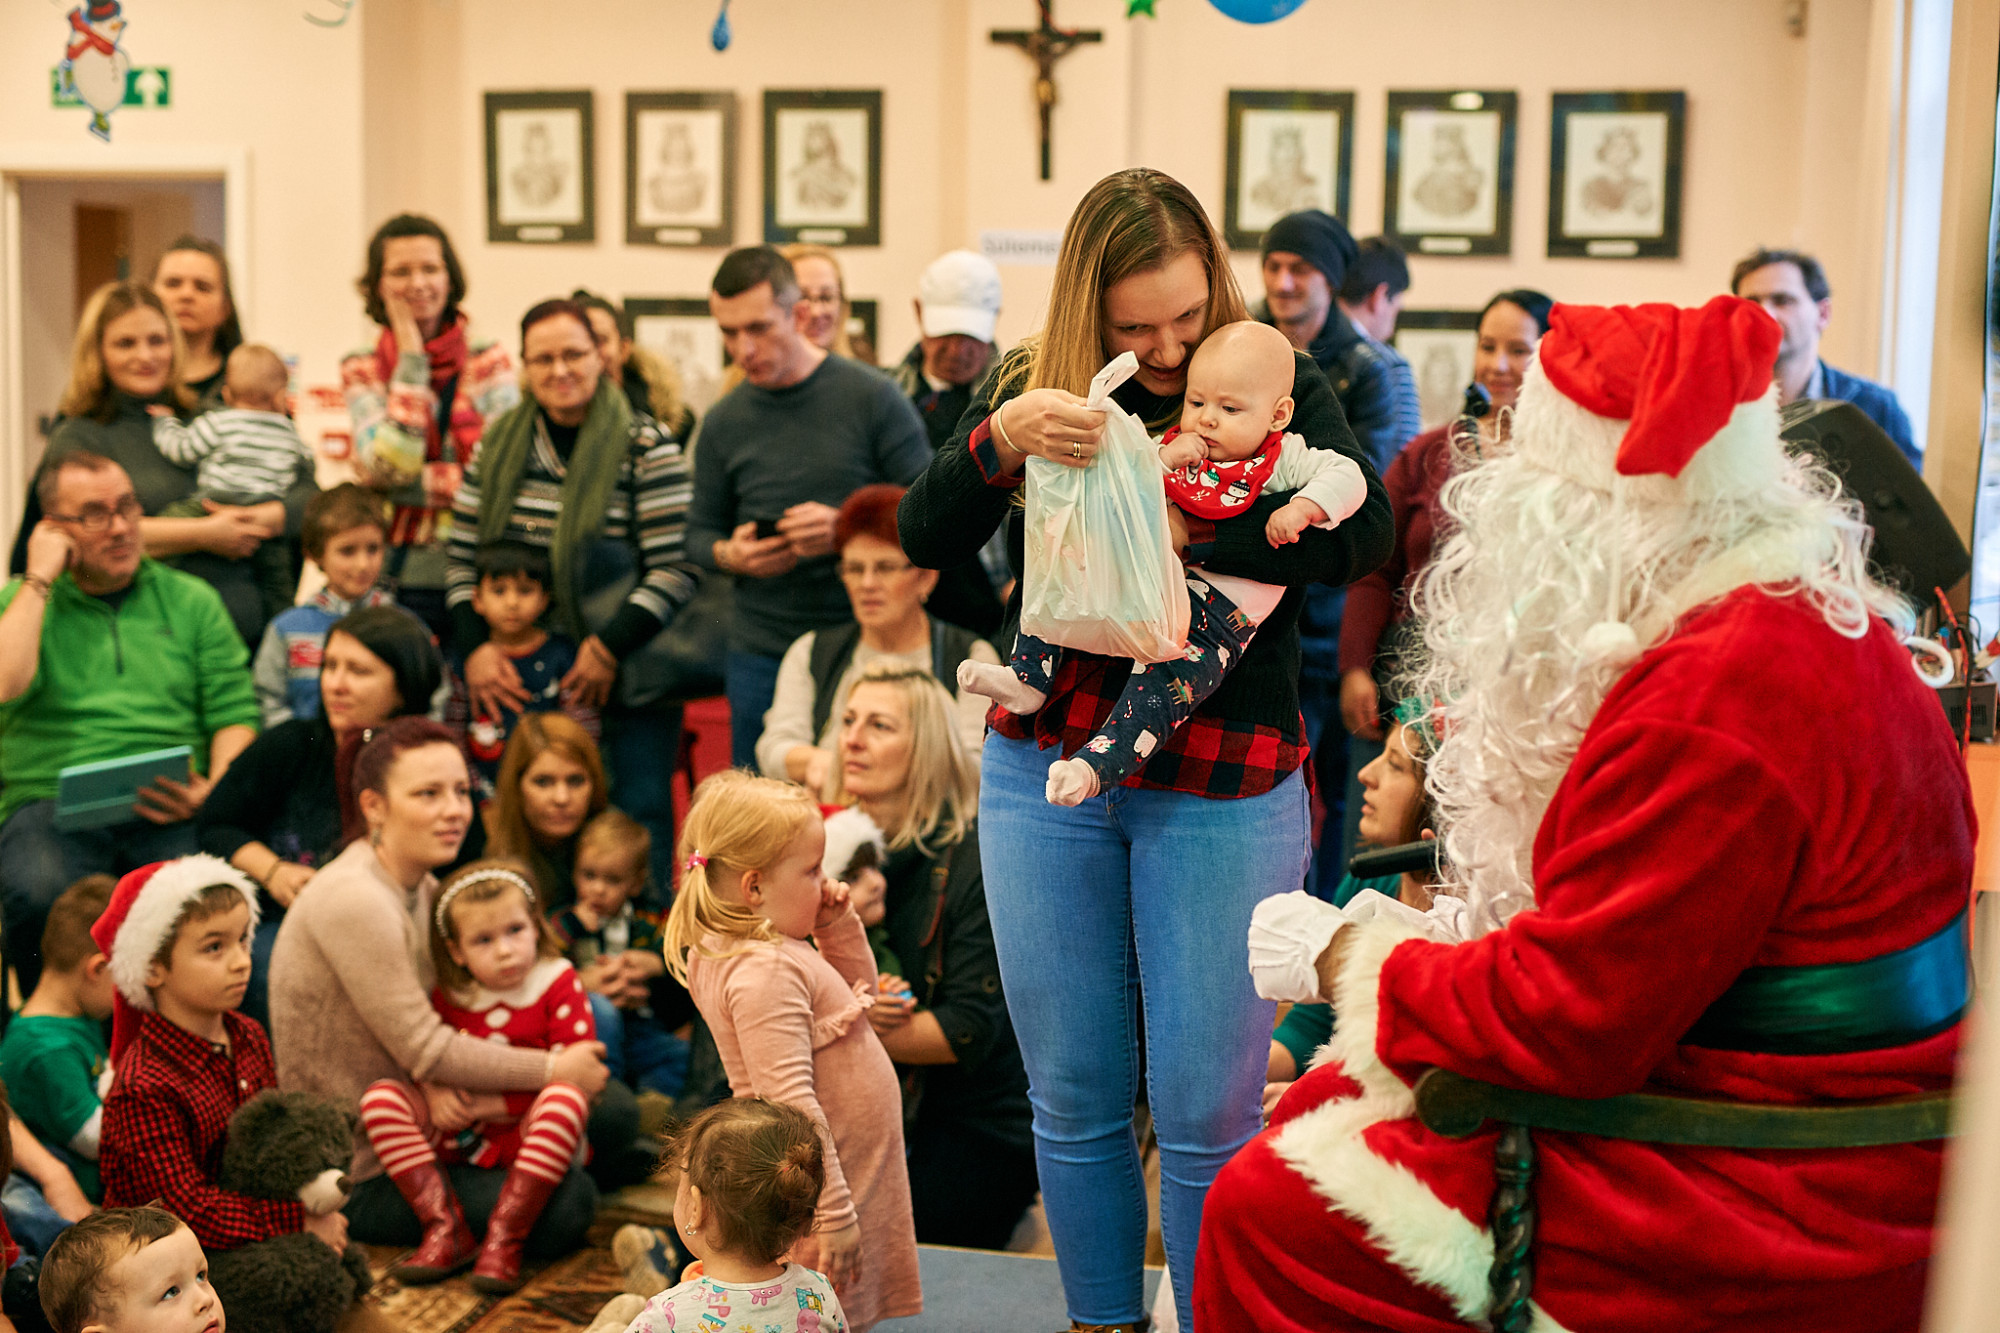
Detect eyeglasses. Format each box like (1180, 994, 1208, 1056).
(798, 290, 842, 306)
(48, 495, 143, 532)
(838, 558, 914, 582)
(524, 349, 596, 372)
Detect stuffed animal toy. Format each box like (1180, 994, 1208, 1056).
(205, 1090, 375, 1333)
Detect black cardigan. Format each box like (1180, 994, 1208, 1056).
(898, 348, 1393, 738)
(878, 825, 1031, 1149)
(198, 719, 345, 922)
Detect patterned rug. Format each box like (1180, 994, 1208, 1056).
(358, 1200, 671, 1333)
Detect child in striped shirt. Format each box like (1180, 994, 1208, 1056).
(152, 344, 316, 619)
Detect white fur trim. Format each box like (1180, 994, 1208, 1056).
(107, 855, 259, 1009)
(1270, 1094, 1577, 1333)
(820, 806, 885, 881)
(1315, 918, 1426, 1112)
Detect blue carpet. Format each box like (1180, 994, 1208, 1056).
(880, 1246, 1164, 1329)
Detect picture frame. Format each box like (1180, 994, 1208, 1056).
(1223, 90, 1355, 251)
(1546, 91, 1685, 259)
(845, 298, 879, 366)
(625, 91, 737, 248)
(1392, 309, 1482, 430)
(1384, 90, 1517, 257)
(762, 89, 882, 247)
(485, 90, 594, 244)
(626, 298, 727, 416)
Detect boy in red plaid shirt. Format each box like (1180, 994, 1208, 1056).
(93, 856, 347, 1258)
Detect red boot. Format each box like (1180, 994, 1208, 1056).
(386, 1162, 478, 1284)
(469, 1166, 560, 1294)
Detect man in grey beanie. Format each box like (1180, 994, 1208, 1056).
(1254, 210, 1421, 893)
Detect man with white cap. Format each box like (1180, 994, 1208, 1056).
(1197, 296, 1970, 1332)
(892, 249, 1009, 635)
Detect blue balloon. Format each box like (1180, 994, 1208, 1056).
(711, 0, 731, 51)
(1207, 0, 1309, 20)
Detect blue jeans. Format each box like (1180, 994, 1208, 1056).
(2, 1173, 71, 1259)
(0, 799, 199, 994)
(602, 700, 683, 897)
(724, 650, 786, 769)
(587, 992, 690, 1096)
(978, 732, 1309, 1330)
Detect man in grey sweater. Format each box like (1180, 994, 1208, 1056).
(689, 246, 932, 765)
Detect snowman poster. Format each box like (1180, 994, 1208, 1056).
(58, 0, 131, 141)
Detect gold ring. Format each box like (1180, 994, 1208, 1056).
(1071, 442, 1083, 459)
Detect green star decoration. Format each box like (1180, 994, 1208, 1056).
(1127, 0, 1157, 15)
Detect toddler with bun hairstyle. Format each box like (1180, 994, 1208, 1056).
(624, 1098, 847, 1333)
(663, 772, 920, 1330)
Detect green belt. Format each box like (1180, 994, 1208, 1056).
(1681, 908, 1969, 1056)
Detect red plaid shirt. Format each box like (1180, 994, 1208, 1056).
(970, 416, 1307, 799)
(102, 1011, 305, 1251)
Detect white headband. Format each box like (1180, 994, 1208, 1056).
(434, 867, 537, 935)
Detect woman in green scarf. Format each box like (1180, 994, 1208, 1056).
(443, 297, 704, 869)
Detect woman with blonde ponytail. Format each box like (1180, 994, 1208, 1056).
(664, 771, 920, 1329)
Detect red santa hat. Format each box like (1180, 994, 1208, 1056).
(819, 804, 886, 881)
(92, 855, 260, 1061)
(1534, 295, 1782, 479)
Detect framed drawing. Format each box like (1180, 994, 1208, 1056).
(1392, 310, 1482, 430)
(1547, 91, 1685, 259)
(1223, 90, 1354, 250)
(625, 91, 736, 248)
(626, 298, 727, 416)
(485, 90, 594, 244)
(1384, 90, 1516, 257)
(763, 90, 882, 247)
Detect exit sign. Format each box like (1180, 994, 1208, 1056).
(51, 66, 172, 109)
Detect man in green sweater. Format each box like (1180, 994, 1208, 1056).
(0, 451, 260, 990)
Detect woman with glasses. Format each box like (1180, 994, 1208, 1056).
(781, 242, 858, 360)
(342, 214, 519, 647)
(756, 484, 996, 794)
(27, 281, 314, 646)
(444, 297, 702, 863)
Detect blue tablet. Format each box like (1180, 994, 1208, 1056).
(54, 746, 194, 832)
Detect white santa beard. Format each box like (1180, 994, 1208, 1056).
(1403, 373, 1908, 935)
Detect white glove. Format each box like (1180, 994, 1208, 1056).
(1343, 888, 1472, 944)
(1248, 891, 1345, 1003)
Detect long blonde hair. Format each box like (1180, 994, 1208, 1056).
(779, 243, 854, 357)
(1007, 168, 1247, 402)
(60, 282, 195, 421)
(625, 342, 690, 433)
(823, 664, 976, 856)
(663, 770, 821, 984)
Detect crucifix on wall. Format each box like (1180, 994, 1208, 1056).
(990, 0, 1104, 181)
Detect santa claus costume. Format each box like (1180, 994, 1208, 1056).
(1197, 297, 1972, 1332)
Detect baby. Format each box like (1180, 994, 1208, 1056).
(961, 320, 1367, 804)
(152, 343, 315, 617)
(40, 1205, 218, 1333)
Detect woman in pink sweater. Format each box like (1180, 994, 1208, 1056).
(268, 717, 612, 1268)
(664, 770, 921, 1331)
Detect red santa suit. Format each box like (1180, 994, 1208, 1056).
(430, 957, 595, 1168)
(1198, 298, 1973, 1332)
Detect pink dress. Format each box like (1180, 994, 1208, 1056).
(688, 912, 921, 1330)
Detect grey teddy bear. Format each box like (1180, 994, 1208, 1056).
(205, 1090, 375, 1333)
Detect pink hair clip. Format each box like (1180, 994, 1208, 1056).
(686, 852, 708, 872)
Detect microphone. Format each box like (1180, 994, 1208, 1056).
(1347, 839, 1443, 879)
(1461, 382, 1493, 420)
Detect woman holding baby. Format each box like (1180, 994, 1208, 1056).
(898, 167, 1394, 1332)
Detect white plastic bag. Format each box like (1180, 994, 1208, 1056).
(1019, 352, 1192, 664)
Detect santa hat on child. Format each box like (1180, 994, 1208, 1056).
(819, 805, 886, 882)
(1513, 294, 1783, 657)
(91, 855, 260, 1061)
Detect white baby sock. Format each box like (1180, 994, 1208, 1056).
(1046, 757, 1101, 806)
(959, 659, 1048, 715)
